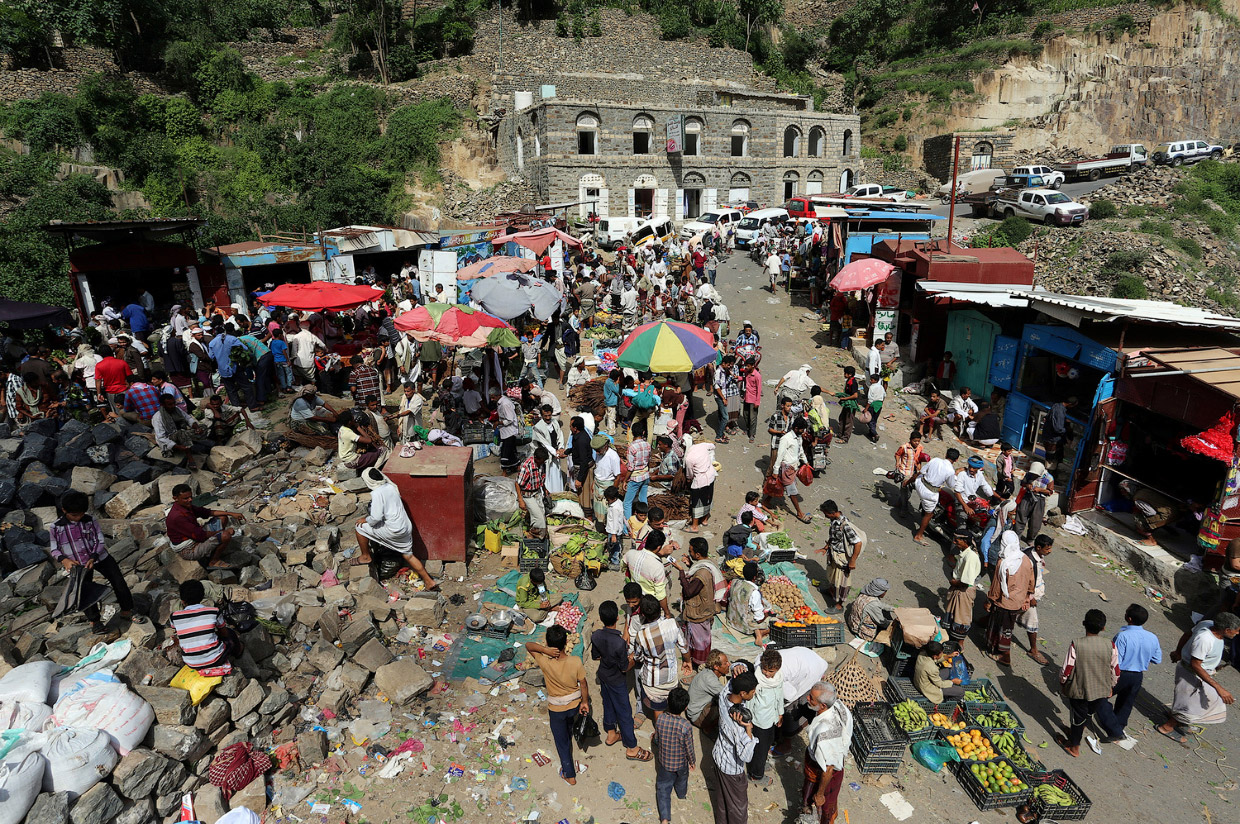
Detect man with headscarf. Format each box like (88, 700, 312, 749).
(73, 342, 104, 393)
(801, 682, 852, 824)
(985, 531, 1036, 667)
(774, 363, 813, 405)
(494, 385, 522, 476)
(591, 433, 622, 523)
(845, 579, 895, 642)
(393, 382, 424, 443)
(153, 393, 207, 468)
(353, 467, 438, 590)
(289, 385, 339, 436)
(531, 403, 567, 493)
(170, 305, 190, 337)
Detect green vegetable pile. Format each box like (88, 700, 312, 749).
(991, 731, 1036, 770)
(973, 709, 1019, 729)
(1033, 784, 1075, 806)
(963, 685, 995, 702)
(766, 532, 793, 549)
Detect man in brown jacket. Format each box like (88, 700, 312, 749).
(671, 537, 722, 670)
(1056, 609, 1120, 757)
(985, 531, 1036, 667)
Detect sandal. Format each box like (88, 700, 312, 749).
(1053, 734, 1078, 757)
(1156, 726, 1188, 745)
(349, 557, 372, 567)
(626, 748, 653, 762)
(797, 514, 812, 524)
(1027, 650, 1051, 666)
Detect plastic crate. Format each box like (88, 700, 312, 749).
(849, 740, 904, 775)
(950, 758, 1034, 811)
(1023, 770, 1092, 821)
(462, 423, 493, 445)
(771, 623, 818, 649)
(766, 549, 796, 563)
(815, 622, 845, 646)
(518, 538, 549, 573)
(886, 698, 937, 742)
(466, 622, 512, 641)
(960, 677, 1003, 704)
(851, 702, 910, 754)
(965, 701, 1026, 736)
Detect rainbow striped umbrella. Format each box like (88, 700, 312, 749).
(615, 320, 717, 373)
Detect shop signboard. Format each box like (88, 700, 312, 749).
(874, 309, 896, 340)
(876, 270, 902, 309)
(666, 116, 684, 154)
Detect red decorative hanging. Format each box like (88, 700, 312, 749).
(1180, 409, 1235, 463)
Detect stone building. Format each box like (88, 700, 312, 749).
(498, 91, 861, 221)
(923, 131, 1018, 183)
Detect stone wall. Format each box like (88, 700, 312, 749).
(923, 131, 1017, 182)
(0, 46, 160, 103)
(503, 100, 860, 216)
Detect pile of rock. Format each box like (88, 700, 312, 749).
(0, 414, 456, 824)
(441, 171, 537, 223)
(1012, 146, 1093, 166)
(1077, 163, 1187, 208)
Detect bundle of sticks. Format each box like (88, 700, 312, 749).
(648, 492, 691, 522)
(568, 376, 608, 417)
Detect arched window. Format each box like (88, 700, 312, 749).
(632, 114, 653, 155)
(971, 140, 994, 170)
(842, 129, 854, 157)
(839, 169, 854, 190)
(783, 170, 799, 200)
(684, 117, 703, 156)
(731, 120, 750, 158)
(809, 126, 825, 157)
(577, 112, 599, 155)
(729, 171, 752, 203)
(783, 126, 802, 158)
(806, 169, 824, 195)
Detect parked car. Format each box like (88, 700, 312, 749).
(836, 183, 911, 202)
(631, 217, 676, 248)
(1011, 165, 1066, 189)
(679, 207, 744, 240)
(936, 168, 1007, 202)
(1151, 140, 1224, 166)
(593, 216, 641, 250)
(1051, 144, 1147, 182)
(734, 208, 789, 248)
(959, 174, 1049, 217)
(994, 188, 1089, 226)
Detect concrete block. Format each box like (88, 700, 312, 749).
(374, 658, 433, 704)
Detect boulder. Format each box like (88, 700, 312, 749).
(354, 638, 394, 672)
(206, 445, 252, 475)
(338, 615, 375, 655)
(0, 479, 15, 507)
(69, 467, 118, 495)
(229, 679, 266, 718)
(229, 428, 263, 456)
(134, 685, 195, 726)
(306, 639, 344, 673)
(194, 696, 232, 734)
(69, 782, 123, 824)
(151, 725, 211, 761)
(116, 461, 156, 484)
(403, 592, 446, 628)
(52, 445, 90, 471)
(157, 473, 198, 505)
(297, 729, 328, 765)
(229, 775, 267, 813)
(17, 433, 54, 466)
(115, 797, 155, 824)
(105, 481, 152, 519)
(27, 792, 71, 824)
(92, 423, 123, 445)
(194, 784, 229, 823)
(374, 659, 433, 704)
(112, 748, 172, 799)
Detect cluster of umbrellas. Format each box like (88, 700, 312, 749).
(394, 304, 519, 348)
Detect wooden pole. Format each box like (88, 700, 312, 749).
(945, 136, 962, 253)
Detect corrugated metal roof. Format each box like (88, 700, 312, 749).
(1014, 291, 1240, 330)
(1140, 347, 1240, 402)
(916, 281, 1030, 307)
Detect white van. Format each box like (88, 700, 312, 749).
(630, 217, 676, 248)
(594, 217, 640, 250)
(679, 207, 744, 240)
(936, 168, 1007, 200)
(734, 207, 789, 248)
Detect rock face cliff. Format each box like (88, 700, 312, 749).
(928, 2, 1240, 160)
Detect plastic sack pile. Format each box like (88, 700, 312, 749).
(0, 641, 154, 824)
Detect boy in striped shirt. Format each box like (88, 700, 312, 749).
(170, 581, 242, 672)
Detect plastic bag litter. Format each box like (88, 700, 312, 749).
(911, 741, 959, 773)
(473, 475, 520, 522)
(550, 499, 585, 518)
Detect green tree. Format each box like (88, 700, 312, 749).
(735, 0, 781, 54)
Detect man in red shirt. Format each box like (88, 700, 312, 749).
(94, 344, 133, 417)
(165, 484, 246, 568)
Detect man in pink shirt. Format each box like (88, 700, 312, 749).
(741, 360, 763, 444)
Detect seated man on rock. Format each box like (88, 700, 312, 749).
(171, 580, 243, 674)
(166, 483, 246, 568)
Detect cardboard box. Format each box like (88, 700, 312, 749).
(500, 542, 520, 570)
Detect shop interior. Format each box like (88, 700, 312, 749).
(1014, 352, 1103, 485)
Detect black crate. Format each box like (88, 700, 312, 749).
(965, 701, 1026, 736)
(815, 622, 845, 646)
(950, 758, 1034, 812)
(1023, 770, 1092, 821)
(461, 423, 493, 445)
(766, 549, 796, 563)
(960, 677, 1004, 704)
(518, 538, 549, 573)
(851, 702, 910, 753)
(884, 677, 928, 708)
(466, 622, 512, 641)
(883, 692, 940, 741)
(936, 725, 1000, 762)
(771, 624, 818, 649)
(849, 740, 904, 775)
(986, 729, 1045, 775)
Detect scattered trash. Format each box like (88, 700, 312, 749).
(879, 790, 914, 820)
(607, 781, 626, 800)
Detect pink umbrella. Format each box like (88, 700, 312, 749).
(455, 255, 537, 281)
(829, 258, 895, 291)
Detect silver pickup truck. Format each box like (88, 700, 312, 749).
(994, 188, 1090, 226)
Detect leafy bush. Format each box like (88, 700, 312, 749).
(656, 4, 692, 39)
(1101, 250, 1147, 278)
(1124, 204, 1150, 218)
(1138, 219, 1175, 239)
(4, 93, 82, 154)
(387, 45, 419, 82)
(1088, 199, 1118, 218)
(873, 109, 899, 128)
(996, 215, 1033, 245)
(1111, 276, 1147, 299)
(892, 134, 908, 152)
(1032, 21, 1057, 39)
(385, 99, 462, 169)
(1173, 236, 1203, 259)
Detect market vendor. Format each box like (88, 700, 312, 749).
(289, 385, 339, 436)
(516, 567, 563, 621)
(1119, 479, 1195, 547)
(913, 640, 965, 703)
(725, 561, 770, 647)
(845, 578, 896, 642)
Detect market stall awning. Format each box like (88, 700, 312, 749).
(393, 303, 518, 348)
(1139, 347, 1240, 402)
(1012, 291, 1240, 330)
(256, 282, 383, 311)
(915, 281, 1031, 308)
(492, 227, 583, 255)
(470, 271, 563, 321)
(455, 255, 538, 281)
(0, 298, 73, 329)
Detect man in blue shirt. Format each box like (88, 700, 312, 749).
(207, 325, 255, 410)
(236, 317, 274, 406)
(602, 372, 621, 433)
(1097, 603, 1162, 741)
(121, 301, 150, 337)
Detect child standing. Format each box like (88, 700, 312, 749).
(655, 686, 696, 824)
(996, 441, 1016, 498)
(605, 485, 627, 567)
(49, 490, 135, 635)
(590, 601, 651, 762)
(628, 501, 651, 551)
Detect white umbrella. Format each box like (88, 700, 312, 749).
(469, 271, 564, 321)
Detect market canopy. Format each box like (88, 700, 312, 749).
(470, 271, 563, 321)
(256, 282, 384, 311)
(616, 320, 717, 373)
(0, 298, 73, 329)
(456, 255, 538, 281)
(492, 227, 583, 255)
(393, 303, 519, 348)
(830, 258, 895, 292)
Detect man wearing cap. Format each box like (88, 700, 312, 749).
(591, 434, 621, 523)
(957, 456, 994, 504)
(493, 385, 522, 476)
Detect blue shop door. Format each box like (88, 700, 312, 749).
(1065, 374, 1116, 507)
(988, 336, 1019, 391)
(1001, 393, 1032, 448)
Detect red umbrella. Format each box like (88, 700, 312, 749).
(829, 258, 895, 292)
(393, 303, 518, 347)
(456, 255, 537, 281)
(257, 282, 384, 311)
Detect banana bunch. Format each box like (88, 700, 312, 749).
(1034, 784, 1075, 806)
(963, 685, 994, 702)
(893, 700, 929, 731)
(991, 731, 1035, 769)
(974, 710, 1018, 729)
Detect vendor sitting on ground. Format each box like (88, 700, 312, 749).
(152, 392, 207, 468)
(171, 580, 243, 672)
(165, 484, 245, 568)
(1119, 479, 1197, 547)
(353, 467, 438, 591)
(516, 567, 562, 621)
(337, 409, 387, 474)
(725, 561, 770, 647)
(289, 384, 340, 436)
(913, 640, 965, 703)
(845, 578, 896, 642)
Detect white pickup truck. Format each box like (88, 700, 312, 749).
(840, 183, 911, 202)
(1051, 144, 1148, 182)
(994, 188, 1090, 226)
